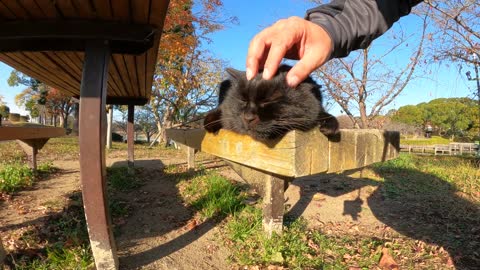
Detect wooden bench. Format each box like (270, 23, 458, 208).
(0, 126, 65, 170)
(166, 128, 400, 235)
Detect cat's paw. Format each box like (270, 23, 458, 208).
(318, 112, 339, 136)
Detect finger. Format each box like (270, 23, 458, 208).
(246, 32, 269, 80)
(262, 42, 289, 80)
(286, 51, 323, 87)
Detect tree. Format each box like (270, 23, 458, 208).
(150, 0, 235, 143)
(393, 98, 478, 139)
(420, 1, 480, 138)
(421, 1, 479, 66)
(312, 15, 428, 128)
(45, 88, 74, 128)
(392, 105, 427, 127)
(0, 96, 9, 126)
(135, 105, 158, 143)
(425, 98, 478, 138)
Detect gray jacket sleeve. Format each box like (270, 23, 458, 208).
(306, 0, 422, 59)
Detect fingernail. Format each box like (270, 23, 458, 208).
(287, 75, 299, 87)
(262, 68, 270, 80)
(246, 68, 253, 80)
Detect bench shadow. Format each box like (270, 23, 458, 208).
(285, 163, 480, 269)
(113, 159, 233, 269)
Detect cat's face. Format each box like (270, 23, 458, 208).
(204, 65, 338, 141)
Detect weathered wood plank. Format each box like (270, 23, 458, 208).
(145, 0, 170, 99)
(0, 53, 77, 95)
(2, 0, 29, 18)
(166, 128, 400, 177)
(33, 0, 58, 18)
(0, 126, 65, 141)
(54, 0, 78, 18)
(263, 174, 289, 236)
(70, 0, 95, 19)
(112, 54, 134, 97)
(0, 0, 169, 102)
(0, 2, 16, 19)
(91, 0, 112, 20)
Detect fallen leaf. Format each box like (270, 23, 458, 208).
(187, 219, 197, 230)
(312, 193, 326, 201)
(379, 248, 399, 270)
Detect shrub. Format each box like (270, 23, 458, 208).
(111, 132, 124, 142)
(0, 164, 34, 193)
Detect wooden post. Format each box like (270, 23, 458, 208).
(262, 173, 289, 236)
(127, 104, 134, 171)
(79, 40, 118, 270)
(106, 105, 113, 149)
(187, 146, 195, 170)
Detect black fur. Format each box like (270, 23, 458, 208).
(204, 65, 338, 141)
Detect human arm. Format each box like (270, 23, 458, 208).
(246, 0, 423, 87)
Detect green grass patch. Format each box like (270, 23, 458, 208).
(0, 162, 57, 193)
(400, 136, 451, 145)
(0, 163, 34, 193)
(107, 166, 142, 192)
(374, 154, 480, 202)
(179, 170, 246, 220)
(225, 209, 388, 269)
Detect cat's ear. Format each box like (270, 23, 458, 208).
(218, 80, 232, 104)
(204, 109, 223, 133)
(318, 112, 339, 136)
(226, 68, 246, 82)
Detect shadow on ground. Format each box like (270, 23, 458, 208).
(112, 159, 232, 269)
(286, 164, 480, 269)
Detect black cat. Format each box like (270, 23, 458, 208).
(204, 65, 338, 141)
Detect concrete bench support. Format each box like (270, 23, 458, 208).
(0, 126, 65, 171)
(166, 128, 400, 234)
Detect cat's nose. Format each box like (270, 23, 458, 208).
(243, 112, 258, 126)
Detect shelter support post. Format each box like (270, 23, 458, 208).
(79, 40, 118, 270)
(127, 104, 134, 172)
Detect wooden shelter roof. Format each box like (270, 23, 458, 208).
(0, 0, 170, 105)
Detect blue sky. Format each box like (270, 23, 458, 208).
(0, 0, 475, 117)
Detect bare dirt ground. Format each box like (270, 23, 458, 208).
(1, 149, 478, 269)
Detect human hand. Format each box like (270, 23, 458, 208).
(246, 16, 333, 87)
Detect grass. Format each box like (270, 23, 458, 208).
(177, 169, 246, 220)
(0, 162, 56, 193)
(2, 136, 479, 269)
(4, 192, 94, 270)
(400, 136, 451, 145)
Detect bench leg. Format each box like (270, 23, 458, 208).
(79, 40, 118, 270)
(16, 139, 49, 171)
(187, 146, 195, 170)
(224, 160, 291, 235)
